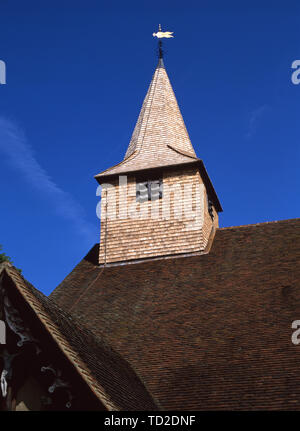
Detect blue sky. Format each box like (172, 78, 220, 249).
(0, 0, 299, 295)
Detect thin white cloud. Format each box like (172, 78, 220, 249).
(246, 105, 269, 139)
(0, 116, 97, 244)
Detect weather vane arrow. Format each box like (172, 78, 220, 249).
(153, 24, 174, 59)
(153, 24, 174, 39)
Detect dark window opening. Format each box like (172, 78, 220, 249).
(208, 197, 214, 220)
(136, 179, 163, 202)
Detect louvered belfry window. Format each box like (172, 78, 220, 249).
(136, 178, 163, 202)
(207, 197, 214, 220)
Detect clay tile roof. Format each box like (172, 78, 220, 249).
(0, 262, 158, 411)
(95, 59, 199, 179)
(51, 218, 300, 410)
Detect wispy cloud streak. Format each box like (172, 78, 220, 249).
(0, 117, 97, 244)
(246, 105, 269, 139)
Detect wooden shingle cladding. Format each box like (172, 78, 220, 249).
(51, 218, 300, 410)
(98, 166, 219, 264)
(0, 263, 158, 411)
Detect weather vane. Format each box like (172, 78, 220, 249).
(153, 24, 174, 59)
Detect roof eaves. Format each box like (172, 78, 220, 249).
(95, 159, 223, 213)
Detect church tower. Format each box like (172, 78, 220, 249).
(95, 40, 222, 265)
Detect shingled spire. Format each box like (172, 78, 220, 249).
(95, 59, 198, 179)
(96, 31, 222, 265)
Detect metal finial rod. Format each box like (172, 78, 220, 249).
(158, 24, 163, 58)
(152, 24, 174, 60)
(158, 40, 163, 59)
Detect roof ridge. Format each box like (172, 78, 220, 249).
(219, 217, 300, 230)
(0, 261, 13, 271)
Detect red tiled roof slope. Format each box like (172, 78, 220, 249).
(51, 218, 300, 410)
